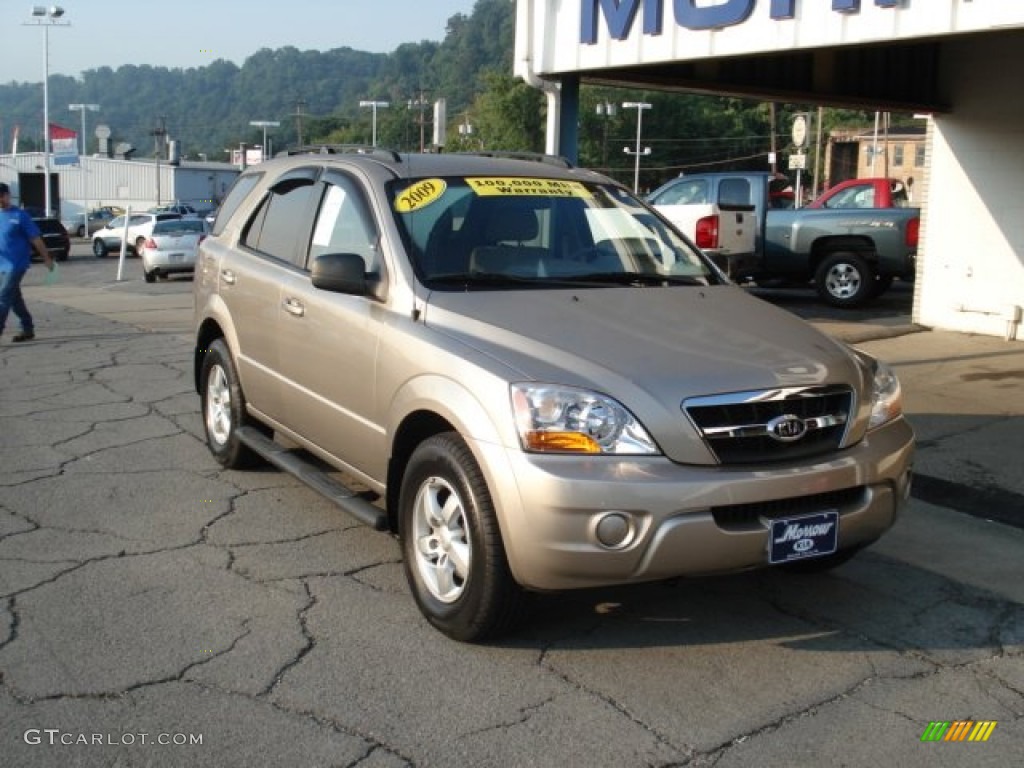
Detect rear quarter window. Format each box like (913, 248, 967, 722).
(212, 172, 263, 237)
(717, 178, 754, 210)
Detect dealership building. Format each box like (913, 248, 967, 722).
(515, 0, 1024, 341)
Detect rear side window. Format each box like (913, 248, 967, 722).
(651, 179, 707, 206)
(35, 220, 62, 234)
(212, 172, 262, 236)
(718, 178, 753, 210)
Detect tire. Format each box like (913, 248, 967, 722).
(56, 248, 69, 262)
(814, 252, 877, 308)
(92, 239, 108, 258)
(144, 269, 156, 283)
(76, 225, 85, 238)
(199, 338, 262, 469)
(399, 433, 524, 642)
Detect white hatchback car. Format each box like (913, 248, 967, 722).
(140, 217, 207, 282)
(92, 212, 182, 257)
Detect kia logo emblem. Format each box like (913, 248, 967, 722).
(767, 414, 807, 442)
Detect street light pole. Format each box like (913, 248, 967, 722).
(359, 100, 390, 147)
(25, 6, 70, 217)
(69, 103, 99, 236)
(622, 101, 652, 194)
(249, 120, 280, 161)
(595, 101, 617, 169)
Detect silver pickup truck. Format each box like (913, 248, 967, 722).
(194, 149, 915, 641)
(650, 171, 919, 307)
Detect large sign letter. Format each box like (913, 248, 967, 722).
(770, 0, 796, 20)
(581, 0, 663, 44)
(673, 0, 755, 30)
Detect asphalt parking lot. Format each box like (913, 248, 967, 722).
(1, 244, 1021, 767)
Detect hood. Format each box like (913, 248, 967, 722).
(425, 285, 858, 393)
(423, 285, 868, 463)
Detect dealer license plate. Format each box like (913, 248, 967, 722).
(768, 510, 839, 564)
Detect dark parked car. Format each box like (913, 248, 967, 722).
(32, 217, 71, 262)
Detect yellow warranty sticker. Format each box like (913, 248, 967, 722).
(394, 178, 447, 213)
(467, 178, 592, 198)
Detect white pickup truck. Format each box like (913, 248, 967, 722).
(646, 173, 760, 277)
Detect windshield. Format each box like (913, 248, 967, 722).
(389, 176, 719, 290)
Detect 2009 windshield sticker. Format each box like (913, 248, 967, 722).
(467, 178, 592, 198)
(394, 179, 447, 213)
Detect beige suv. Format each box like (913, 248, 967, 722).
(193, 148, 914, 642)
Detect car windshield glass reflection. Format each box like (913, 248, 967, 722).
(389, 177, 718, 291)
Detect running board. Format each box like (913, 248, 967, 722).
(237, 426, 388, 531)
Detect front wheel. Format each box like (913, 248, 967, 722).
(399, 433, 524, 642)
(814, 252, 876, 308)
(92, 239, 108, 258)
(199, 338, 262, 469)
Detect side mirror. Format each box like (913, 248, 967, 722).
(311, 253, 368, 294)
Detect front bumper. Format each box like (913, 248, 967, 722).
(476, 417, 914, 591)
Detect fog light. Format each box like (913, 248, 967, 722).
(594, 512, 634, 549)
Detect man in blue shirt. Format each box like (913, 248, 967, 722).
(0, 182, 53, 342)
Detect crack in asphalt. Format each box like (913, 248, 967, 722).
(4, 622, 255, 705)
(260, 582, 316, 697)
(0, 596, 18, 653)
(534, 624, 696, 760)
(454, 693, 560, 738)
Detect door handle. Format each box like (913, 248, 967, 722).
(221, 269, 236, 285)
(283, 297, 305, 317)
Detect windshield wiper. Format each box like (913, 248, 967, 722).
(568, 272, 711, 287)
(427, 272, 586, 289)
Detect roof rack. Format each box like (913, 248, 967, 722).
(451, 150, 574, 169)
(275, 144, 402, 162)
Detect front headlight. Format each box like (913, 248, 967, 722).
(510, 383, 660, 454)
(868, 359, 903, 430)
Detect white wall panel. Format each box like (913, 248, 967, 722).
(917, 35, 1024, 339)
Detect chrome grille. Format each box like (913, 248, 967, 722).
(683, 385, 854, 464)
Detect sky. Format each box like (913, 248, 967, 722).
(5, 0, 481, 84)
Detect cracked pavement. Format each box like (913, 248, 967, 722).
(0, 255, 1022, 767)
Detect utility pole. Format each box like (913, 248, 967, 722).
(292, 100, 307, 146)
(812, 106, 824, 198)
(150, 116, 167, 206)
(408, 91, 429, 153)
